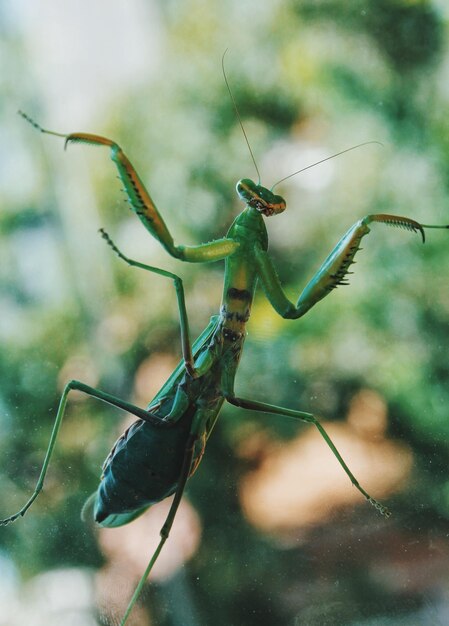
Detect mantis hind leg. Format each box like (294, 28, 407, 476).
(119, 432, 198, 626)
(226, 394, 391, 518)
(0, 380, 166, 526)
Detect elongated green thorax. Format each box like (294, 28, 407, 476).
(220, 180, 282, 341)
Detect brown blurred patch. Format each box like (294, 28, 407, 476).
(238, 389, 413, 534)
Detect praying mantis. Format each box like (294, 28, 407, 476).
(2, 86, 448, 624)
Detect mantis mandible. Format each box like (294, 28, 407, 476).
(2, 91, 448, 625)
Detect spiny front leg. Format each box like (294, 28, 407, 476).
(70, 133, 180, 255)
(19, 111, 239, 264)
(19, 110, 176, 255)
(256, 213, 448, 319)
(63, 132, 239, 262)
(295, 214, 428, 312)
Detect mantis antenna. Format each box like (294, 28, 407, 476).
(222, 50, 261, 185)
(271, 141, 383, 190)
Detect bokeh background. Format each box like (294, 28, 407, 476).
(1, 1, 449, 625)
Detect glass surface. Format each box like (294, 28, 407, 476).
(0, 1, 448, 625)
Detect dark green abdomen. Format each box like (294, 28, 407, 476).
(94, 406, 201, 525)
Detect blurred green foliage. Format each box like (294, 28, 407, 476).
(1, 1, 448, 624)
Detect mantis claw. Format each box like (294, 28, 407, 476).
(368, 496, 391, 518)
(369, 214, 426, 243)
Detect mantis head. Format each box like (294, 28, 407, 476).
(236, 179, 286, 217)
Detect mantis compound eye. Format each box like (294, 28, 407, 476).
(236, 179, 286, 216)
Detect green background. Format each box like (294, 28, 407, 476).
(0, 1, 448, 624)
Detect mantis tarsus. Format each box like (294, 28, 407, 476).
(2, 101, 448, 625)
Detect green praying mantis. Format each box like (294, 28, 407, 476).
(2, 73, 448, 625)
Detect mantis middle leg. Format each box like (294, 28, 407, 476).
(99, 229, 198, 376)
(225, 394, 390, 517)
